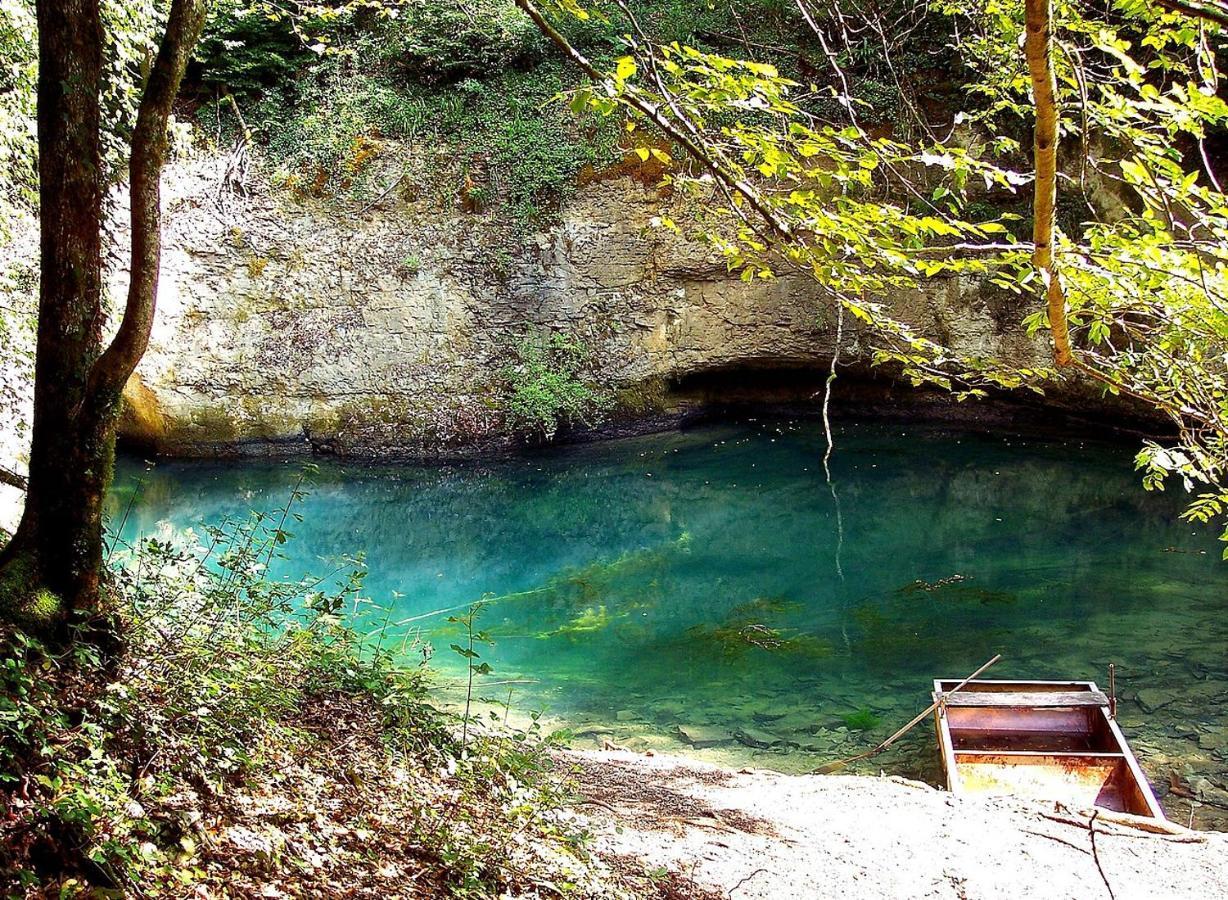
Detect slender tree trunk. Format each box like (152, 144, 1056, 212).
(0, 0, 207, 631)
(1023, 0, 1074, 367)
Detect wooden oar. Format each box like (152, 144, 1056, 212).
(813, 653, 1002, 775)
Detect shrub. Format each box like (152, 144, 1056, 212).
(502, 332, 612, 440)
(249, 49, 620, 219)
(255, 66, 394, 196)
(194, 0, 313, 98)
(485, 68, 620, 223)
(0, 477, 596, 894)
(0, 482, 404, 886)
(0, 0, 37, 219)
(376, 0, 547, 87)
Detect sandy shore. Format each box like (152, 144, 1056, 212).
(564, 750, 1228, 900)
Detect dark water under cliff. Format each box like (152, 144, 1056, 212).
(110, 418, 1228, 825)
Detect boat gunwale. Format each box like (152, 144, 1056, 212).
(952, 749, 1127, 758)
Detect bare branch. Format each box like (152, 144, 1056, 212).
(511, 0, 795, 242)
(0, 465, 26, 492)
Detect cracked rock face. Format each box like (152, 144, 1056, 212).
(114, 152, 1049, 458)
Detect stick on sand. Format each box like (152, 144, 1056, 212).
(813, 653, 1002, 775)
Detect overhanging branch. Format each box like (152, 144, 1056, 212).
(1154, 0, 1228, 28)
(511, 0, 794, 242)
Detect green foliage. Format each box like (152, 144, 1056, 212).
(939, 0, 1228, 551)
(0, 261, 33, 459)
(410, 709, 585, 898)
(0, 483, 402, 887)
(218, 0, 951, 220)
(501, 331, 612, 440)
(0, 0, 189, 217)
(252, 64, 392, 196)
(537, 0, 1228, 548)
(561, 0, 808, 52)
(481, 68, 620, 222)
(1180, 492, 1228, 561)
(194, 0, 311, 97)
(0, 480, 593, 893)
(99, 0, 165, 160)
(447, 600, 494, 747)
(0, 0, 36, 221)
(377, 0, 547, 86)
(246, 46, 620, 219)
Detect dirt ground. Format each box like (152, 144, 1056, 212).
(565, 750, 1228, 900)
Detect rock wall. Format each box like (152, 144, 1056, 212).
(115, 147, 1050, 458)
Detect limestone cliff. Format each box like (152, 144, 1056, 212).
(113, 147, 1051, 458)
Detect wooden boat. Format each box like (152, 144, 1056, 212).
(932, 679, 1165, 820)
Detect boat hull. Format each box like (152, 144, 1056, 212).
(933, 679, 1165, 820)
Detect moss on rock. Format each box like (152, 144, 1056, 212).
(118, 373, 168, 451)
(0, 552, 63, 629)
(614, 376, 671, 416)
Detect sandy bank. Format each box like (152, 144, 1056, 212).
(565, 750, 1228, 900)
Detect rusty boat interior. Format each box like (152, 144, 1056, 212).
(932, 679, 1165, 819)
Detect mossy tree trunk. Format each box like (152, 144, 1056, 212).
(0, 0, 207, 632)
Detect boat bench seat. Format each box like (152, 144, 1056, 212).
(940, 690, 1109, 708)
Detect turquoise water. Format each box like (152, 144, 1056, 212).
(110, 419, 1228, 825)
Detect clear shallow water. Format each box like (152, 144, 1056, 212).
(110, 419, 1228, 826)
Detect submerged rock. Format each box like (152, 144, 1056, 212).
(572, 725, 616, 740)
(677, 724, 731, 748)
(734, 727, 782, 749)
(1197, 730, 1228, 754)
(752, 710, 788, 724)
(1135, 689, 1176, 713)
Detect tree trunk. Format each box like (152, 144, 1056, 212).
(1023, 0, 1074, 368)
(0, 0, 107, 626)
(0, 0, 207, 631)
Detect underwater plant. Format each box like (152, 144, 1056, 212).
(841, 707, 881, 732)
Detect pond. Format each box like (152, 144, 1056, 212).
(110, 418, 1228, 827)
